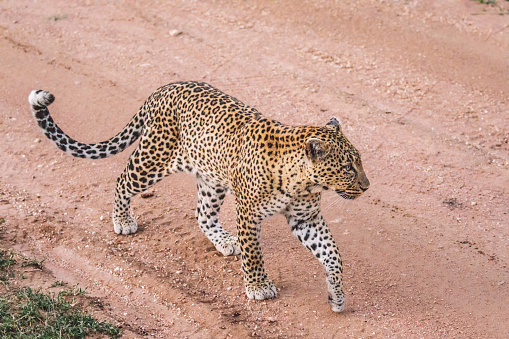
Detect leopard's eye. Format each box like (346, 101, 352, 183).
(342, 163, 352, 171)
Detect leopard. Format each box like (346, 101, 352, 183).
(28, 81, 369, 312)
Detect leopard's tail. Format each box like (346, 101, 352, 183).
(29, 90, 144, 159)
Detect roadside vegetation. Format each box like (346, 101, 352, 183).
(0, 247, 121, 338)
(472, 0, 509, 15)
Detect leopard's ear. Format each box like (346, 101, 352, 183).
(325, 117, 342, 133)
(305, 138, 330, 162)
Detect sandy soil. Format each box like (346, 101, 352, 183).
(1, 0, 508, 337)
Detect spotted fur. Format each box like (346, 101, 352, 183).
(29, 81, 369, 312)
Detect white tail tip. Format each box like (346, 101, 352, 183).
(29, 90, 55, 107)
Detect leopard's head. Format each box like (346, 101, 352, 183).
(304, 117, 369, 199)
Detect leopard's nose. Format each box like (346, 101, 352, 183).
(359, 176, 370, 191)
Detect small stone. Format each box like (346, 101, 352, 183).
(169, 29, 183, 37)
(141, 191, 154, 198)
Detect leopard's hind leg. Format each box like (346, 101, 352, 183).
(112, 129, 179, 235)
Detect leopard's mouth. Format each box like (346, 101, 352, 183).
(335, 190, 359, 200)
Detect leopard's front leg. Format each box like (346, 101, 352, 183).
(235, 200, 277, 300)
(284, 195, 346, 312)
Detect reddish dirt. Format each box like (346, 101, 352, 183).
(1, 0, 508, 337)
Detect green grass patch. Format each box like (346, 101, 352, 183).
(0, 248, 121, 338)
(21, 256, 46, 269)
(47, 14, 68, 21)
(0, 286, 121, 338)
(0, 250, 16, 271)
(471, 0, 509, 15)
(51, 280, 69, 288)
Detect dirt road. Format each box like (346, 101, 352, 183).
(1, 1, 508, 337)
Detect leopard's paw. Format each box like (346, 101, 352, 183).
(112, 214, 138, 235)
(328, 292, 345, 312)
(215, 235, 241, 256)
(326, 274, 345, 312)
(245, 280, 277, 300)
